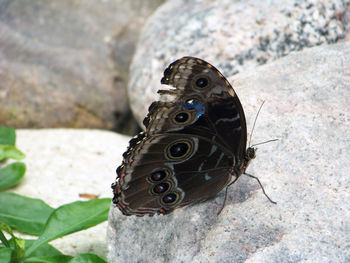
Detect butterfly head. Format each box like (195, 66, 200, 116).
(244, 147, 257, 169)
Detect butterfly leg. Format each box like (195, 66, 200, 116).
(217, 176, 240, 215)
(244, 173, 277, 204)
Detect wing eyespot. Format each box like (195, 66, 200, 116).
(166, 140, 191, 159)
(148, 169, 169, 183)
(172, 111, 191, 125)
(161, 192, 179, 205)
(194, 76, 210, 88)
(151, 182, 171, 195)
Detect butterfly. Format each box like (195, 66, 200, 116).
(112, 56, 275, 216)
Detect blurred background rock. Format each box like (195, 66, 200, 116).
(0, 0, 349, 134)
(0, 0, 163, 135)
(129, 0, 350, 122)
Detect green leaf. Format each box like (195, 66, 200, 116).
(69, 253, 107, 263)
(23, 255, 72, 263)
(0, 221, 15, 247)
(0, 162, 26, 190)
(0, 127, 15, 146)
(8, 237, 25, 262)
(0, 222, 25, 262)
(0, 145, 25, 161)
(0, 193, 54, 235)
(23, 240, 71, 263)
(24, 240, 63, 257)
(0, 229, 10, 247)
(0, 247, 13, 263)
(25, 198, 111, 257)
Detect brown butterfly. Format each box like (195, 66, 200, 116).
(112, 57, 275, 216)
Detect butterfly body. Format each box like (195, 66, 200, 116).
(112, 57, 256, 216)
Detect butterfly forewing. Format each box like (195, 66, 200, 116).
(160, 57, 247, 158)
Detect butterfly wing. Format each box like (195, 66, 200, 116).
(112, 57, 248, 216)
(114, 133, 233, 216)
(149, 56, 247, 159)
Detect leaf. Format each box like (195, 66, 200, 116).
(0, 145, 25, 161)
(0, 221, 14, 247)
(0, 222, 25, 262)
(24, 240, 63, 257)
(23, 255, 72, 263)
(69, 253, 107, 263)
(8, 237, 25, 262)
(0, 127, 15, 146)
(23, 240, 70, 263)
(0, 229, 10, 247)
(25, 198, 111, 257)
(0, 193, 54, 235)
(0, 162, 26, 190)
(0, 247, 13, 263)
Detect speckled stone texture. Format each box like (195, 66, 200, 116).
(128, 0, 350, 124)
(107, 42, 350, 262)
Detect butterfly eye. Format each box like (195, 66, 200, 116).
(195, 76, 209, 88)
(161, 192, 179, 205)
(152, 182, 171, 194)
(247, 147, 256, 160)
(173, 111, 191, 124)
(167, 141, 191, 159)
(149, 170, 168, 182)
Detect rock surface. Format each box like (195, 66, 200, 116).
(0, 0, 163, 133)
(107, 42, 350, 262)
(9, 129, 129, 258)
(128, 0, 350, 124)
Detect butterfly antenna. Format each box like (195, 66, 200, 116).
(249, 100, 265, 147)
(250, 139, 279, 148)
(244, 173, 277, 204)
(217, 176, 239, 215)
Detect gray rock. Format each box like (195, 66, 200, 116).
(128, 0, 350, 124)
(107, 42, 350, 262)
(0, 0, 162, 132)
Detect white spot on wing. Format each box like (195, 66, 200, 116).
(214, 152, 225, 168)
(204, 173, 212, 181)
(198, 161, 204, 172)
(228, 87, 235, 96)
(209, 145, 217, 156)
(215, 114, 240, 125)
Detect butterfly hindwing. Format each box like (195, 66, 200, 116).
(114, 134, 233, 216)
